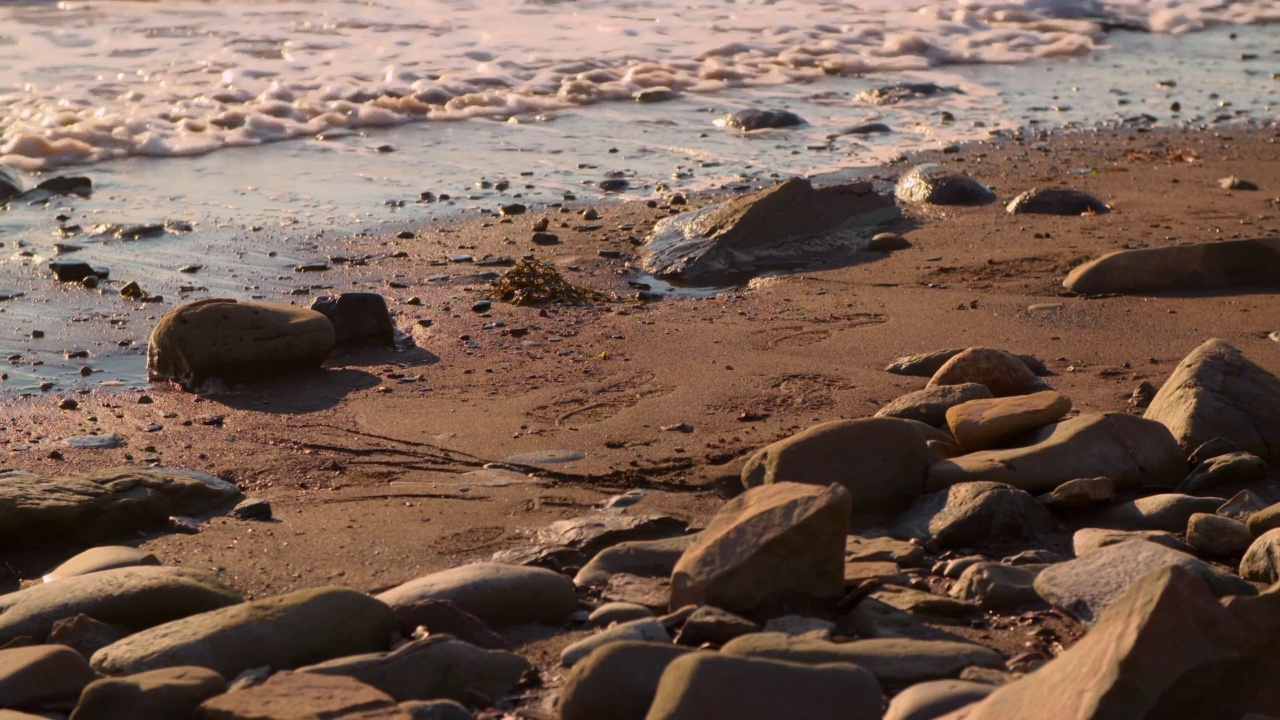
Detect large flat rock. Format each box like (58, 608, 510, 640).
(1064, 237, 1280, 294)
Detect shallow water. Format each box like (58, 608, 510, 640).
(0, 0, 1278, 395)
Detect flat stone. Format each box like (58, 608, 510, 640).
(1006, 187, 1109, 215)
(874, 383, 993, 427)
(949, 562, 1043, 611)
(386, 599, 507, 650)
(534, 513, 688, 557)
(91, 587, 397, 678)
(602, 573, 670, 610)
(1065, 238, 1280, 294)
(845, 561, 907, 586)
(927, 347, 1048, 398)
(673, 606, 760, 646)
(1036, 476, 1115, 509)
(195, 672, 409, 720)
(886, 349, 1049, 378)
(70, 666, 226, 720)
(885, 679, 996, 720)
(574, 535, 698, 588)
(1072, 528, 1192, 557)
(63, 434, 124, 449)
(762, 614, 837, 639)
(0, 645, 96, 710)
(588, 602, 655, 627)
(1088, 493, 1224, 532)
(1187, 513, 1254, 558)
(558, 641, 693, 720)
(893, 481, 1057, 549)
(377, 563, 578, 628)
(841, 598, 965, 642)
(870, 585, 978, 620)
(846, 534, 928, 566)
(946, 390, 1072, 452)
(44, 546, 160, 582)
(1180, 451, 1269, 494)
(895, 164, 996, 206)
(561, 617, 670, 667)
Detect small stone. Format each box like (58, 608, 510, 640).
(865, 232, 912, 252)
(718, 108, 806, 131)
(232, 498, 272, 521)
(561, 618, 670, 667)
(531, 232, 560, 245)
(1036, 476, 1115, 509)
(58, 398, 79, 410)
(1006, 188, 1110, 215)
(1186, 513, 1253, 558)
(499, 203, 527, 216)
(1219, 176, 1258, 190)
(120, 280, 145, 299)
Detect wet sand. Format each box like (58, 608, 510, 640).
(2, 123, 1279, 708)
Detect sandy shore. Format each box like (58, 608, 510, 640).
(3, 123, 1279, 710)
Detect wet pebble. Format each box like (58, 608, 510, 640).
(472, 300, 492, 313)
(532, 232, 560, 246)
(718, 108, 806, 131)
(1006, 188, 1110, 215)
(598, 178, 630, 192)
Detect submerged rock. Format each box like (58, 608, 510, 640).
(895, 164, 996, 206)
(640, 177, 900, 284)
(1006, 187, 1109, 215)
(717, 108, 806, 131)
(1064, 237, 1280, 294)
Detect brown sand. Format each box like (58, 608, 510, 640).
(2, 124, 1279, 706)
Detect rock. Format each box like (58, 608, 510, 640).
(232, 498, 272, 521)
(601, 573, 670, 610)
(44, 546, 160, 582)
(0, 645, 96, 710)
(1241, 528, 1280, 583)
(1250, 502, 1280, 537)
(927, 413, 1188, 495)
(1144, 339, 1280, 461)
(640, 177, 900, 284)
(388, 599, 506, 650)
(720, 633, 1004, 687)
(558, 641, 693, 720)
(673, 606, 760, 646)
(299, 635, 529, 703)
(875, 383, 993, 426)
(399, 700, 473, 720)
(885, 679, 996, 720)
(846, 534, 928, 566)
(195, 672, 409, 720)
(588, 602, 655, 627)
(844, 561, 907, 586)
(562, 618, 671, 667)
(515, 513, 688, 568)
(869, 585, 978, 621)
(34, 176, 92, 198)
(1180, 451, 1269, 493)
(90, 587, 396, 678)
(1005, 188, 1109, 215)
(0, 467, 241, 546)
(48, 614, 130, 657)
(1220, 176, 1259, 190)
(644, 652, 883, 720)
(0, 164, 23, 201)
(1088, 493, 1224, 533)
(377, 563, 577, 628)
(1033, 539, 1255, 625)
(949, 562, 1043, 611)
(309, 293, 396, 347)
(1219, 489, 1269, 522)
(857, 82, 953, 105)
(741, 418, 932, 520)
(927, 348, 1048, 398)
(669, 482, 850, 613)
(1064, 238, 1280, 294)
(1072, 528, 1192, 556)
(865, 232, 912, 252)
(894, 164, 996, 206)
(762, 614, 836, 639)
(49, 260, 106, 283)
(0, 566, 241, 647)
(1191, 436, 1246, 465)
(574, 535, 699, 588)
(893, 481, 1056, 549)
(147, 299, 335, 390)
(717, 108, 806, 131)
(1036, 476, 1115, 509)
(1187, 513, 1254, 558)
(945, 390, 1072, 451)
(886, 349, 1049, 378)
(63, 433, 124, 449)
(69, 666, 226, 720)
(842, 598, 958, 641)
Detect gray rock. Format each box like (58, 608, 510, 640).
(893, 481, 1057, 549)
(1187, 513, 1254, 558)
(1180, 451, 1269, 494)
(91, 587, 397, 678)
(377, 563, 577, 628)
(147, 298, 335, 390)
(309, 293, 396, 347)
(674, 606, 760, 646)
(1088, 493, 1224, 533)
(0, 467, 241, 546)
(558, 641, 693, 720)
(64, 433, 124, 449)
(0, 644, 96, 710)
(645, 653, 884, 720)
(927, 413, 1188, 495)
(299, 635, 529, 703)
(0, 566, 241, 647)
(194, 671, 406, 719)
(69, 666, 226, 720)
(561, 618, 670, 667)
(1072, 528, 1193, 556)
(1034, 539, 1256, 625)
(1144, 339, 1280, 461)
(721, 632, 1004, 688)
(1218, 489, 1269, 522)
(1064, 238, 1280, 294)
(949, 562, 1043, 611)
(640, 177, 900, 284)
(741, 417, 933, 520)
(1241, 528, 1280, 584)
(1006, 188, 1109, 215)
(885, 679, 996, 720)
(574, 535, 699, 588)
(875, 383, 993, 426)
(895, 164, 996, 206)
(44, 546, 160, 582)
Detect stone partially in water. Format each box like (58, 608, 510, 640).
(0, 164, 23, 202)
(1006, 188, 1109, 215)
(895, 164, 996, 206)
(640, 177, 900, 284)
(856, 82, 955, 105)
(717, 108, 806, 131)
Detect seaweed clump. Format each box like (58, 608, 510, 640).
(488, 258, 611, 306)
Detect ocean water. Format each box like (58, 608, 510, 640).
(0, 0, 1278, 394)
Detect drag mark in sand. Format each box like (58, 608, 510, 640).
(526, 371, 674, 426)
(755, 312, 888, 350)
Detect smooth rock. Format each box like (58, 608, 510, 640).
(1089, 493, 1224, 533)
(741, 417, 933, 519)
(721, 633, 1004, 687)
(399, 700, 473, 720)
(846, 534, 928, 566)
(669, 482, 850, 613)
(44, 546, 160, 582)
(574, 535, 699, 588)
(588, 602, 655, 627)
(640, 177, 900, 284)
(946, 390, 1072, 451)
(950, 562, 1043, 611)
(1187, 513, 1254, 558)
(1180, 451, 1269, 493)
(1241, 528, 1280, 584)
(91, 587, 396, 678)
(644, 653, 883, 720)
(717, 108, 806, 131)
(147, 299, 335, 390)
(0, 644, 96, 710)
(886, 349, 1049, 378)
(1072, 528, 1193, 556)
(927, 413, 1188, 495)
(559, 641, 693, 720)
(1036, 476, 1115, 509)
(895, 165, 996, 206)
(1064, 238, 1280, 294)
(0, 467, 241, 545)
(195, 672, 409, 720)
(927, 347, 1048, 398)
(64, 433, 124, 449)
(1033, 539, 1256, 625)
(893, 481, 1056, 549)
(562, 618, 670, 667)
(377, 563, 577, 628)
(674, 605, 760, 646)
(870, 585, 978, 620)
(309, 293, 396, 346)
(875, 383, 993, 427)
(1005, 187, 1109, 215)
(387, 599, 507, 650)
(533, 513, 688, 557)
(69, 666, 226, 720)
(299, 635, 529, 703)
(1144, 339, 1280, 461)
(885, 679, 996, 720)
(865, 232, 912, 252)
(0, 566, 241, 648)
